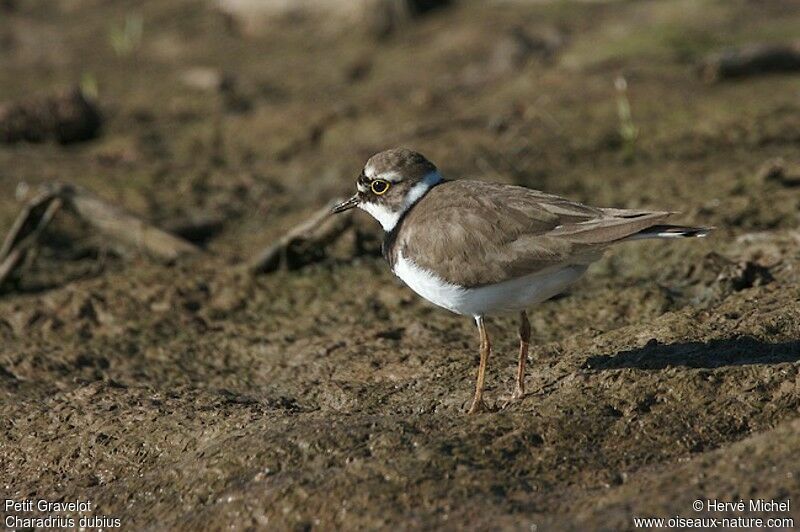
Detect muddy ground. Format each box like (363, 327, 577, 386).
(1, 0, 800, 530)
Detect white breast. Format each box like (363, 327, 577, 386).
(393, 252, 588, 317)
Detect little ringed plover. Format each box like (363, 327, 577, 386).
(333, 148, 709, 414)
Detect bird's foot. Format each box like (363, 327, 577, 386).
(467, 397, 490, 415)
(500, 387, 525, 409)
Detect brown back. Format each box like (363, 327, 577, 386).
(389, 180, 672, 288)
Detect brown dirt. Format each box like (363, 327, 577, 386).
(1, 0, 799, 530)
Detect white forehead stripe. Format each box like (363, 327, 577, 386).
(380, 171, 404, 183)
(364, 167, 403, 183)
(358, 171, 443, 232)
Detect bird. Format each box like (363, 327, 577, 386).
(332, 148, 709, 414)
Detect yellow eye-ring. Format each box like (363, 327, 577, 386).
(371, 180, 390, 195)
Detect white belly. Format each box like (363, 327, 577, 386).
(393, 253, 587, 317)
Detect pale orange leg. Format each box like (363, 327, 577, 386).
(467, 316, 491, 414)
(512, 310, 530, 401)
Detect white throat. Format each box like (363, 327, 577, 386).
(358, 171, 442, 232)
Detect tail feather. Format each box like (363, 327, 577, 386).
(626, 224, 711, 241)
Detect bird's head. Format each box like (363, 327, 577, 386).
(332, 148, 443, 232)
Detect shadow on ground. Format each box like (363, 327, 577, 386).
(586, 337, 800, 370)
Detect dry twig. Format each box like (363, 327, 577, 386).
(249, 201, 353, 274)
(53, 184, 201, 262)
(0, 192, 62, 287)
(699, 42, 800, 82)
(0, 182, 201, 290)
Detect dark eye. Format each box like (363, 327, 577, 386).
(371, 180, 390, 195)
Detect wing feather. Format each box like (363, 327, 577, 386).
(394, 181, 674, 287)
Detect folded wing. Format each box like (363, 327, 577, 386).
(394, 180, 701, 288)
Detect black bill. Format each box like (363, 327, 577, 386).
(332, 194, 359, 213)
